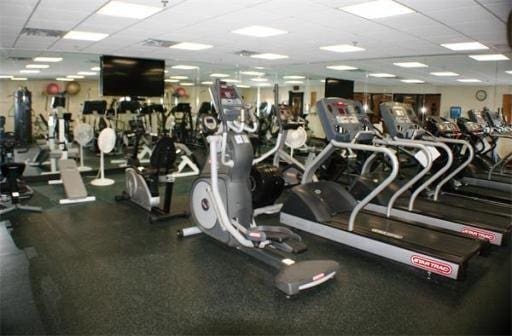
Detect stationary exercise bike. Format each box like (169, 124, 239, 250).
(178, 80, 338, 296)
(116, 132, 199, 223)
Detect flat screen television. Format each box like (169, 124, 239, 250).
(324, 77, 354, 99)
(100, 55, 165, 97)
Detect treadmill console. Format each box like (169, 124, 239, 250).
(211, 82, 244, 122)
(483, 109, 504, 128)
(425, 116, 461, 138)
(316, 98, 372, 142)
(380, 102, 425, 139)
(457, 118, 484, 136)
(468, 109, 488, 128)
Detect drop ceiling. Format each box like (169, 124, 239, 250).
(0, 0, 511, 85)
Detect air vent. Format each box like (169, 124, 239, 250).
(21, 28, 65, 38)
(142, 39, 178, 48)
(7, 57, 33, 61)
(236, 50, 258, 57)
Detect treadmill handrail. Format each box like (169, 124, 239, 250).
(373, 139, 433, 217)
(428, 136, 474, 201)
(394, 138, 453, 211)
(302, 138, 399, 232)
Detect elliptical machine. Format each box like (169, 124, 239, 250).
(178, 80, 338, 296)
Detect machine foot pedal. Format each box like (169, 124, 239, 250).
(275, 260, 339, 296)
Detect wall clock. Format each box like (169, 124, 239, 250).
(475, 90, 487, 101)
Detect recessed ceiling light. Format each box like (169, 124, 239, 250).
(56, 77, 73, 81)
(11, 77, 27, 81)
(232, 25, 287, 38)
(340, 0, 414, 19)
(440, 42, 488, 51)
(393, 62, 428, 68)
(240, 71, 265, 76)
(505, 70, 512, 75)
(369, 73, 396, 78)
(457, 79, 482, 83)
(97, 1, 162, 19)
(26, 64, 49, 69)
(171, 65, 199, 70)
(210, 73, 230, 78)
(469, 54, 509, 61)
(63, 31, 109, 41)
(67, 75, 84, 79)
(201, 81, 213, 85)
(401, 79, 425, 83)
(320, 44, 365, 53)
(250, 53, 288, 60)
(34, 57, 62, 62)
(326, 65, 358, 71)
(430, 71, 459, 77)
(91, 66, 100, 71)
(251, 77, 268, 82)
(0, 75, 13, 79)
(237, 84, 251, 88)
(77, 71, 97, 75)
(20, 69, 40, 74)
(223, 79, 240, 83)
(170, 42, 213, 50)
(283, 75, 305, 79)
(285, 80, 303, 84)
(165, 79, 179, 83)
(180, 82, 194, 86)
(170, 75, 188, 79)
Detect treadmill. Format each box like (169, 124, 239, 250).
(354, 102, 510, 246)
(424, 116, 511, 218)
(280, 97, 484, 280)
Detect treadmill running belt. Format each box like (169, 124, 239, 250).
(455, 185, 511, 204)
(473, 173, 512, 184)
(395, 198, 511, 234)
(327, 212, 482, 265)
(437, 193, 512, 218)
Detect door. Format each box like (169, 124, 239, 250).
(503, 94, 512, 123)
(288, 91, 304, 118)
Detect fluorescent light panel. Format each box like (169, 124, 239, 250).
(63, 31, 108, 41)
(34, 57, 62, 62)
(369, 73, 396, 78)
(232, 25, 287, 37)
(170, 75, 188, 79)
(237, 84, 251, 88)
(393, 62, 428, 68)
(401, 79, 424, 83)
(240, 71, 265, 76)
(320, 44, 365, 53)
(11, 77, 27, 81)
(67, 75, 84, 79)
(326, 65, 358, 71)
(77, 71, 97, 75)
(285, 80, 303, 84)
(283, 75, 305, 79)
(26, 64, 49, 69)
(170, 42, 212, 50)
(171, 65, 198, 70)
(441, 42, 488, 51)
(56, 77, 73, 81)
(97, 1, 162, 19)
(201, 81, 213, 85)
(210, 73, 230, 78)
(340, 0, 414, 19)
(180, 82, 194, 86)
(0, 75, 13, 79)
(20, 69, 40, 73)
(251, 78, 268, 82)
(469, 54, 509, 61)
(91, 66, 100, 71)
(250, 53, 288, 60)
(165, 79, 179, 82)
(457, 79, 482, 83)
(506, 70, 512, 75)
(430, 71, 459, 76)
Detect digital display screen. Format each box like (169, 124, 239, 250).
(100, 55, 164, 97)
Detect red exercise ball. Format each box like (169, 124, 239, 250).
(46, 83, 60, 95)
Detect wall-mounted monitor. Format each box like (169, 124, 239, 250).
(100, 55, 165, 97)
(324, 78, 354, 99)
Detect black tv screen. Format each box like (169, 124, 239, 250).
(324, 77, 354, 99)
(100, 55, 164, 97)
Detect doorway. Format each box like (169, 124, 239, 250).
(503, 94, 511, 123)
